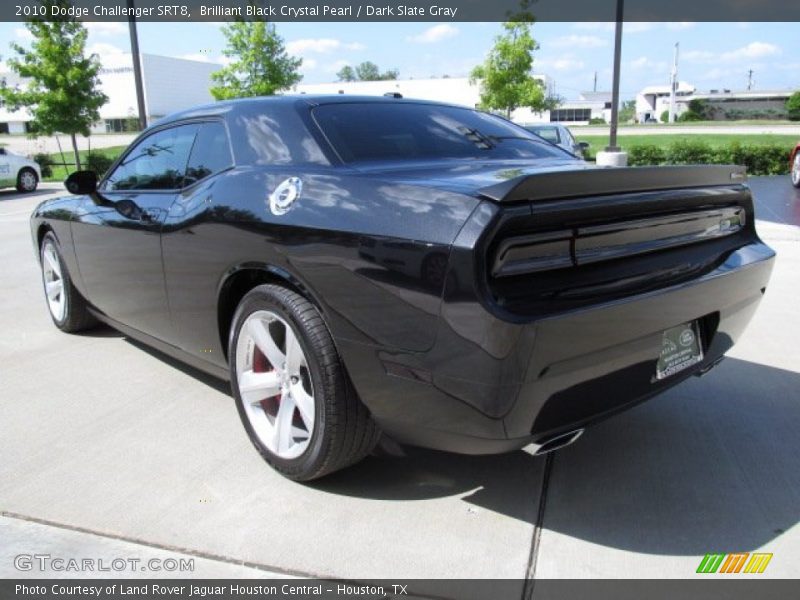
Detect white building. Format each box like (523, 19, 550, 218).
(0, 53, 218, 135)
(292, 76, 609, 125)
(635, 82, 696, 122)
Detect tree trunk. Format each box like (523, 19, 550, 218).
(70, 133, 81, 171)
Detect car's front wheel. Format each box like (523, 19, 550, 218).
(39, 232, 96, 332)
(229, 284, 379, 481)
(792, 153, 800, 188)
(17, 168, 38, 193)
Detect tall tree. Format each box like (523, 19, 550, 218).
(469, 8, 553, 118)
(0, 1, 107, 170)
(336, 65, 357, 82)
(211, 21, 302, 100)
(337, 61, 399, 82)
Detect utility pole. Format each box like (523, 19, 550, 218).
(593, 71, 597, 93)
(747, 69, 754, 91)
(669, 42, 679, 123)
(597, 0, 627, 166)
(128, 0, 147, 131)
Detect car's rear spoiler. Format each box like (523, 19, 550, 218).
(477, 165, 748, 204)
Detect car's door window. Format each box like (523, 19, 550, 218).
(184, 122, 233, 186)
(104, 125, 198, 191)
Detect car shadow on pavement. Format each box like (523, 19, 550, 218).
(315, 357, 800, 555)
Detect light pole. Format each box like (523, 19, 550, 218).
(597, 0, 628, 166)
(128, 0, 147, 131)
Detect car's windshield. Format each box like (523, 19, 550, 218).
(312, 103, 569, 164)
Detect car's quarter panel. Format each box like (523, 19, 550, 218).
(161, 164, 478, 368)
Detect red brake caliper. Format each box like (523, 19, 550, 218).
(252, 346, 281, 412)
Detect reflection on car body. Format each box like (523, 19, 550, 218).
(30, 96, 775, 480)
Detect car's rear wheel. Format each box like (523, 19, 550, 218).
(17, 168, 38, 193)
(40, 232, 96, 332)
(792, 154, 800, 188)
(229, 284, 379, 481)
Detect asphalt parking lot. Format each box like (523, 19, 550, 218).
(1, 178, 798, 590)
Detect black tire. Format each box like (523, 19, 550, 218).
(17, 167, 38, 193)
(40, 232, 97, 332)
(229, 284, 380, 481)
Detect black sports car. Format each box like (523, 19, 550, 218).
(31, 96, 775, 480)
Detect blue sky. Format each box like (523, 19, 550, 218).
(2, 21, 798, 100)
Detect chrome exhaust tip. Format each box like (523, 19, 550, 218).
(532, 428, 584, 456)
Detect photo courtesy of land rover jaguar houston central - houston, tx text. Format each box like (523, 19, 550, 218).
(30, 96, 775, 481)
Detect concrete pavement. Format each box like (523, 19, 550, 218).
(0, 178, 798, 588)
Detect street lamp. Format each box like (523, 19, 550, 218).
(597, 0, 628, 166)
(127, 0, 147, 131)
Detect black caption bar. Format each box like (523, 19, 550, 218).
(1, 0, 799, 22)
(3, 580, 800, 600)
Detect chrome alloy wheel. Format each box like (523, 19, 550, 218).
(792, 155, 800, 186)
(235, 310, 315, 460)
(20, 170, 37, 191)
(41, 240, 66, 322)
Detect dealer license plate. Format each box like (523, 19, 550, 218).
(656, 321, 703, 380)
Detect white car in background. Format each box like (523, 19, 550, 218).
(0, 147, 41, 192)
(522, 124, 590, 158)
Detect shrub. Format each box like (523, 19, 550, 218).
(787, 91, 800, 121)
(85, 153, 114, 176)
(660, 110, 670, 123)
(32, 152, 54, 178)
(625, 141, 791, 176)
(589, 117, 606, 125)
(665, 140, 712, 164)
(627, 144, 666, 166)
(677, 111, 703, 122)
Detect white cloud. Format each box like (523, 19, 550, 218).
(286, 38, 365, 55)
(406, 24, 459, 44)
(631, 56, 668, 71)
(300, 58, 318, 72)
(87, 42, 125, 56)
(720, 42, 780, 61)
(326, 59, 352, 74)
(178, 53, 228, 66)
(665, 22, 697, 30)
(85, 22, 127, 36)
(625, 22, 655, 34)
(683, 50, 716, 63)
(572, 22, 614, 32)
(551, 35, 607, 49)
(537, 57, 585, 72)
(14, 28, 33, 41)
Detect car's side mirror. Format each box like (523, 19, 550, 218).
(578, 142, 590, 150)
(65, 171, 98, 195)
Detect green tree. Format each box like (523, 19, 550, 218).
(353, 61, 399, 81)
(618, 100, 636, 123)
(211, 21, 302, 100)
(469, 12, 553, 118)
(336, 65, 357, 82)
(786, 91, 800, 121)
(0, 1, 107, 170)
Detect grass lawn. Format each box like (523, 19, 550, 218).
(44, 146, 126, 182)
(575, 134, 798, 160)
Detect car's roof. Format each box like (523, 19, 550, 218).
(160, 94, 473, 125)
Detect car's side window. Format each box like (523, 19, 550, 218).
(104, 124, 198, 191)
(184, 122, 233, 186)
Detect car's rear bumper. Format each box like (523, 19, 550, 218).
(340, 240, 775, 455)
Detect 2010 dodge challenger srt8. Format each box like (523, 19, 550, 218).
(31, 96, 775, 480)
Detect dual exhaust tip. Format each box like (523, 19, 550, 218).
(532, 428, 584, 456)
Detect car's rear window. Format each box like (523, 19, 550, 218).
(312, 103, 568, 164)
